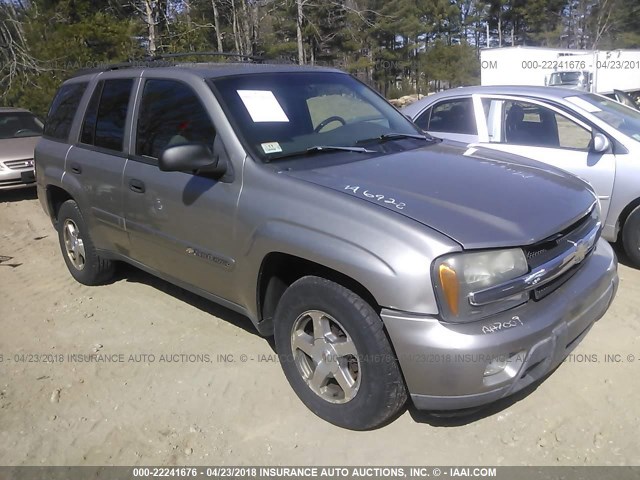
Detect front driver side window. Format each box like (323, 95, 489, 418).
(503, 101, 591, 150)
(136, 80, 216, 159)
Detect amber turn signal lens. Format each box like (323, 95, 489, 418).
(438, 264, 460, 316)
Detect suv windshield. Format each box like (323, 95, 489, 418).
(210, 72, 428, 161)
(567, 93, 640, 142)
(0, 112, 44, 139)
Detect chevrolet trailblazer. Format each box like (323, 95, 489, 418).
(36, 63, 618, 429)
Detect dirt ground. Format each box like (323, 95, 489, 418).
(1, 188, 639, 466)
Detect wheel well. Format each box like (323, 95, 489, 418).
(257, 253, 380, 336)
(46, 186, 73, 224)
(617, 197, 640, 241)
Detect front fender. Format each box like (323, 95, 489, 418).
(235, 216, 456, 322)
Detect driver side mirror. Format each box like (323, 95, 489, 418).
(591, 132, 610, 154)
(159, 143, 227, 177)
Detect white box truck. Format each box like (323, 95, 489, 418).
(480, 47, 588, 87)
(482, 47, 640, 96)
(547, 50, 640, 95)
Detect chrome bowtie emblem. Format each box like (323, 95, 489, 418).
(573, 240, 588, 264)
(566, 239, 589, 266)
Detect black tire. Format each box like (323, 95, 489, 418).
(274, 275, 407, 430)
(622, 205, 640, 268)
(57, 200, 115, 285)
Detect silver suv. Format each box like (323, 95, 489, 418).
(36, 63, 618, 430)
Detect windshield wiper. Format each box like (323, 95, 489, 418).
(266, 145, 376, 162)
(356, 132, 434, 145)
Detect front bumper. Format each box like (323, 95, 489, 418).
(0, 167, 35, 190)
(382, 238, 618, 411)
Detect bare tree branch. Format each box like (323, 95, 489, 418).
(0, 3, 43, 97)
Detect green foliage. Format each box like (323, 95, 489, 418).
(587, 0, 640, 49)
(512, 0, 565, 45)
(1, 1, 139, 116)
(1, 0, 639, 114)
(421, 41, 480, 88)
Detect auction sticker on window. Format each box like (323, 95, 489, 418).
(261, 142, 283, 154)
(237, 90, 289, 122)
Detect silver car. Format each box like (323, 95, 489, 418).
(0, 108, 43, 190)
(404, 86, 640, 266)
(36, 65, 618, 429)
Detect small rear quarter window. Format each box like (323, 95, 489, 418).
(44, 82, 88, 141)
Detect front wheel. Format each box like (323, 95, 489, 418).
(274, 276, 407, 430)
(622, 205, 640, 268)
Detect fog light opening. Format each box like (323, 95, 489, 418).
(483, 356, 508, 377)
(483, 350, 527, 378)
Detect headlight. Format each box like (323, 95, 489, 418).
(433, 248, 529, 323)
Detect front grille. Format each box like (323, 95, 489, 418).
(3, 159, 33, 170)
(524, 212, 594, 269)
(533, 264, 580, 300)
(525, 242, 555, 263)
(525, 210, 600, 300)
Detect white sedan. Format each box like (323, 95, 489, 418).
(403, 85, 640, 267)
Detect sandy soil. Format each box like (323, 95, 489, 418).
(0, 188, 639, 466)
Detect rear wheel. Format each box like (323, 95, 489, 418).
(274, 276, 407, 430)
(622, 205, 640, 267)
(57, 200, 115, 285)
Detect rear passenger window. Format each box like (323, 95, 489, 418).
(81, 79, 133, 152)
(44, 83, 87, 141)
(80, 82, 103, 145)
(136, 80, 216, 159)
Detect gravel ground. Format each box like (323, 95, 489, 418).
(0, 188, 639, 466)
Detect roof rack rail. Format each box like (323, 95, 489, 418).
(153, 51, 265, 63)
(69, 51, 265, 77)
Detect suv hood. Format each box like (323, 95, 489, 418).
(0, 136, 40, 161)
(283, 141, 596, 249)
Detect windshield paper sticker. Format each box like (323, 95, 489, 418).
(566, 96, 602, 113)
(237, 90, 290, 123)
(261, 142, 283, 154)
